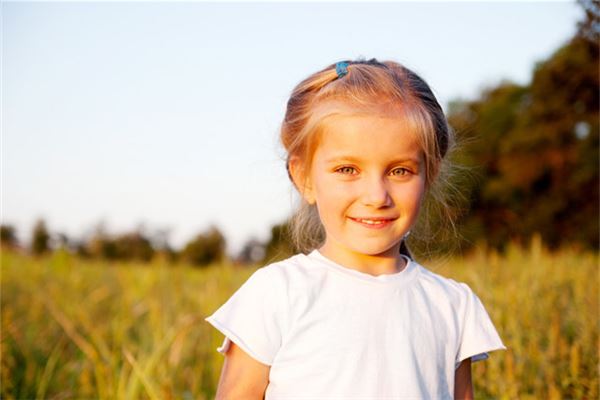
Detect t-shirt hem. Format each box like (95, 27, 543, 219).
(204, 315, 273, 366)
(457, 343, 507, 365)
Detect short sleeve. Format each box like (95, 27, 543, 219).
(455, 283, 506, 368)
(204, 267, 285, 366)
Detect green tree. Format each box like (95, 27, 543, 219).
(577, 0, 600, 43)
(448, 83, 531, 248)
(448, 20, 599, 250)
(0, 225, 18, 249)
(87, 225, 118, 260)
(181, 226, 226, 267)
(31, 219, 50, 255)
(113, 231, 155, 262)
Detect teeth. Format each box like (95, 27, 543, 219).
(359, 219, 386, 224)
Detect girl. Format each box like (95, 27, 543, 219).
(205, 59, 506, 399)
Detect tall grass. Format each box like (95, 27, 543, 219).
(1, 241, 598, 399)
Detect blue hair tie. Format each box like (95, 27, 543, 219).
(335, 61, 349, 78)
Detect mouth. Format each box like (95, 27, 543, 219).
(349, 216, 397, 228)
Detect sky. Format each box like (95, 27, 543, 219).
(2, 1, 584, 253)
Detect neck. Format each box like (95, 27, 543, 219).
(318, 245, 407, 277)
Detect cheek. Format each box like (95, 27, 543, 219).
(414, 180, 427, 203)
(395, 180, 426, 208)
(314, 175, 354, 199)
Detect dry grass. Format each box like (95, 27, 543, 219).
(1, 240, 598, 399)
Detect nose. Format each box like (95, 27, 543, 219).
(360, 175, 393, 208)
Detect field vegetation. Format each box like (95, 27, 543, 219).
(2, 240, 597, 399)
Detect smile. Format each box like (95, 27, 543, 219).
(349, 217, 397, 228)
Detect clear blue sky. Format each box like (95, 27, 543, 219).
(2, 1, 583, 253)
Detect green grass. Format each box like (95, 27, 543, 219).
(1, 241, 598, 399)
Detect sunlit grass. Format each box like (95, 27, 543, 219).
(428, 238, 598, 399)
(1, 241, 598, 399)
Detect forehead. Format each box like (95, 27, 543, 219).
(315, 113, 423, 162)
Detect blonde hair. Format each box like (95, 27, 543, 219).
(280, 58, 459, 258)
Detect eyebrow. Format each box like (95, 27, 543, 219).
(324, 155, 362, 163)
(324, 155, 422, 165)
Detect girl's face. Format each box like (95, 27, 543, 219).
(302, 114, 426, 266)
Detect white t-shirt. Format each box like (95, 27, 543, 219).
(205, 250, 506, 399)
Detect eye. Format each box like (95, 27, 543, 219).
(390, 167, 410, 176)
(335, 166, 357, 175)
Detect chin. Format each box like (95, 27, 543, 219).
(350, 242, 401, 258)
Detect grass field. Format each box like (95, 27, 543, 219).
(1, 241, 598, 399)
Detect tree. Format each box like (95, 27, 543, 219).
(84, 227, 155, 262)
(0, 225, 18, 249)
(448, 83, 531, 249)
(516, 34, 598, 248)
(447, 20, 599, 250)
(31, 219, 50, 255)
(86, 225, 118, 260)
(113, 231, 155, 262)
(577, 0, 600, 43)
(180, 226, 226, 267)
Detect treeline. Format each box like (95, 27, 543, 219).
(0, 219, 295, 267)
(446, 2, 598, 251)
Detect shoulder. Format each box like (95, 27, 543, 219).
(259, 252, 320, 279)
(221, 255, 309, 304)
(413, 260, 475, 305)
(248, 252, 317, 290)
(255, 252, 328, 305)
(210, 255, 314, 335)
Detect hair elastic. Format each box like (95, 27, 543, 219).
(335, 61, 349, 79)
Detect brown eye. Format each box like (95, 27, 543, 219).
(391, 168, 409, 176)
(336, 166, 356, 174)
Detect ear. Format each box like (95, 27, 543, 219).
(288, 156, 316, 205)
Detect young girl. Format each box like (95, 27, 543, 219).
(205, 59, 506, 399)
